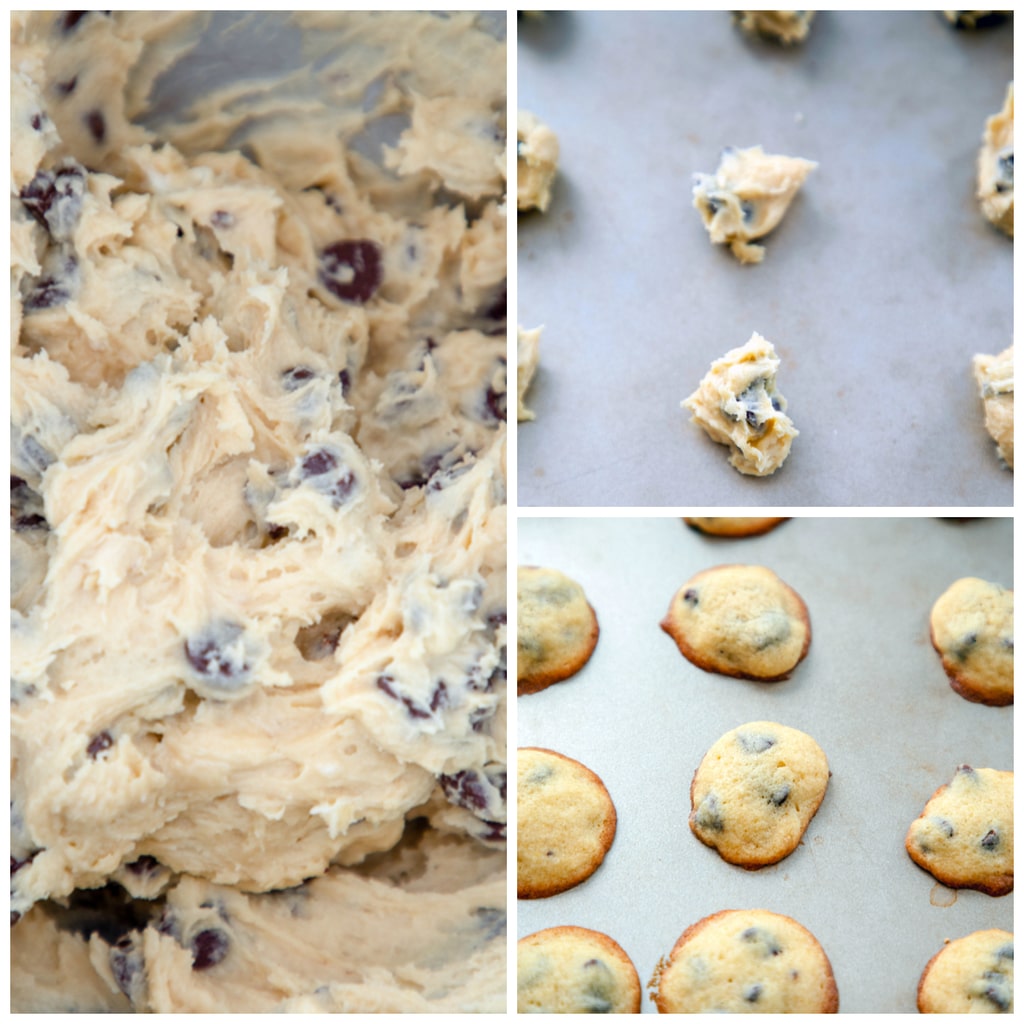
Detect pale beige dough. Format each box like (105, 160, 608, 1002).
(517, 324, 542, 421)
(733, 11, 816, 44)
(692, 145, 816, 263)
(977, 83, 1013, 236)
(973, 346, 1013, 468)
(11, 10, 506, 1012)
(517, 109, 560, 213)
(683, 332, 798, 476)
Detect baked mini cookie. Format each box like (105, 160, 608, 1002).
(651, 909, 839, 1013)
(918, 929, 1014, 1013)
(905, 765, 1013, 896)
(929, 577, 1013, 706)
(517, 566, 599, 695)
(684, 517, 788, 538)
(661, 564, 811, 681)
(518, 926, 642, 1013)
(973, 347, 1014, 469)
(690, 721, 829, 868)
(517, 747, 617, 899)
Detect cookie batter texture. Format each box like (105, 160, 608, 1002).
(651, 909, 839, 1013)
(517, 110, 560, 213)
(518, 925, 642, 1013)
(517, 565, 600, 695)
(917, 929, 1014, 1013)
(733, 11, 816, 45)
(517, 747, 617, 899)
(929, 576, 1013, 705)
(661, 564, 811, 681)
(973, 346, 1014, 468)
(683, 333, 798, 476)
(978, 83, 1013, 236)
(689, 721, 829, 868)
(692, 145, 816, 264)
(905, 765, 1013, 897)
(517, 325, 542, 422)
(11, 10, 507, 1013)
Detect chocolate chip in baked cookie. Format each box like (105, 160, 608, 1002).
(769, 784, 791, 807)
(743, 983, 764, 1003)
(190, 927, 230, 970)
(980, 828, 1001, 851)
(694, 793, 725, 832)
(737, 732, 775, 754)
(184, 622, 253, 693)
(741, 926, 783, 957)
(318, 239, 383, 304)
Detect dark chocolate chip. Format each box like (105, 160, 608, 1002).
(209, 209, 234, 229)
(473, 905, 506, 941)
(931, 816, 955, 838)
(55, 76, 78, 96)
(184, 622, 252, 693)
(376, 673, 431, 719)
(109, 937, 142, 995)
(741, 927, 783, 957)
(281, 365, 316, 391)
(318, 239, 383, 304)
(683, 588, 699, 606)
(694, 793, 725, 832)
(190, 928, 229, 970)
(743, 983, 763, 1003)
(19, 162, 87, 239)
(125, 855, 159, 875)
(737, 733, 775, 755)
(980, 828, 1000, 851)
(87, 731, 113, 758)
(769, 784, 791, 807)
(84, 109, 106, 144)
(338, 368, 352, 395)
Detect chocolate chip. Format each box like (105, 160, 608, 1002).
(931, 816, 955, 838)
(473, 906, 506, 941)
(19, 162, 87, 240)
(281, 365, 316, 391)
(996, 943, 1014, 961)
(318, 239, 383, 304)
(125, 855, 159, 875)
(338, 368, 352, 395)
(209, 209, 234, 229)
(480, 281, 507, 323)
(980, 972, 1012, 1011)
(980, 828, 1000, 851)
(84, 109, 106, 144)
(376, 673, 431, 719)
(694, 793, 724, 832)
(683, 588, 699, 606)
(190, 928, 229, 970)
(184, 622, 253, 693)
(55, 76, 78, 96)
(87, 731, 113, 758)
(30, 113, 44, 131)
(109, 937, 142, 995)
(737, 733, 775, 754)
(769, 784, 791, 807)
(483, 381, 507, 423)
(60, 11, 89, 32)
(11, 475, 47, 532)
(23, 249, 79, 312)
(743, 983, 763, 1003)
(741, 927, 783, 957)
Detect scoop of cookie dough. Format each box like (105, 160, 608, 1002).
(651, 909, 839, 1013)
(917, 929, 1014, 1013)
(518, 926, 642, 1013)
(683, 333, 798, 476)
(517, 565, 600, 694)
(661, 564, 811, 680)
(517, 747, 617, 899)
(905, 765, 1013, 896)
(929, 576, 1013, 705)
(517, 110, 560, 213)
(944, 11, 1009, 28)
(517, 325, 542, 422)
(733, 11, 816, 45)
(692, 145, 816, 263)
(973, 346, 1013, 469)
(11, 9, 507, 1012)
(689, 721, 829, 867)
(978, 83, 1013, 236)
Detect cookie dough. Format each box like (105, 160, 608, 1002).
(733, 11, 816, 45)
(682, 333, 798, 476)
(683, 517, 788, 537)
(973, 346, 1014, 468)
(650, 909, 839, 1013)
(917, 929, 1014, 1013)
(517, 325, 542, 422)
(692, 145, 816, 264)
(905, 765, 1014, 897)
(661, 564, 811, 681)
(517, 747, 617, 899)
(517, 565, 600, 695)
(689, 721, 829, 868)
(978, 83, 1013, 236)
(11, 10, 507, 1012)
(929, 576, 1013, 705)
(518, 925, 642, 1013)
(944, 11, 1009, 28)
(517, 110, 560, 213)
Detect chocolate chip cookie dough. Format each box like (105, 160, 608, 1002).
(973, 346, 1014, 468)
(11, 10, 507, 1012)
(517, 325, 541, 421)
(692, 145, 816, 264)
(978, 83, 1013, 236)
(733, 11, 816, 45)
(683, 333, 798, 477)
(517, 110, 560, 213)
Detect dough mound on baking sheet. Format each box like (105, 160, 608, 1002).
(733, 10, 816, 45)
(917, 928, 1014, 1013)
(517, 109, 560, 213)
(977, 83, 1014, 237)
(682, 332, 798, 476)
(972, 346, 1014, 469)
(517, 324, 542, 422)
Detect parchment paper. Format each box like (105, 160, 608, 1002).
(517, 12, 1013, 507)
(516, 516, 1013, 1013)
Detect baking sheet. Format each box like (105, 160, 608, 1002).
(515, 516, 1013, 1013)
(517, 12, 1013, 507)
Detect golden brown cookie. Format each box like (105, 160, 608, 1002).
(650, 909, 839, 1013)
(518, 926, 641, 1013)
(660, 564, 810, 681)
(517, 566, 599, 695)
(689, 721, 829, 868)
(905, 765, 1013, 896)
(517, 747, 617, 899)
(930, 577, 1013, 706)
(918, 929, 1014, 1013)
(683, 517, 788, 537)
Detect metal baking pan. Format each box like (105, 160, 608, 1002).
(515, 516, 1013, 1012)
(517, 12, 1013, 507)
